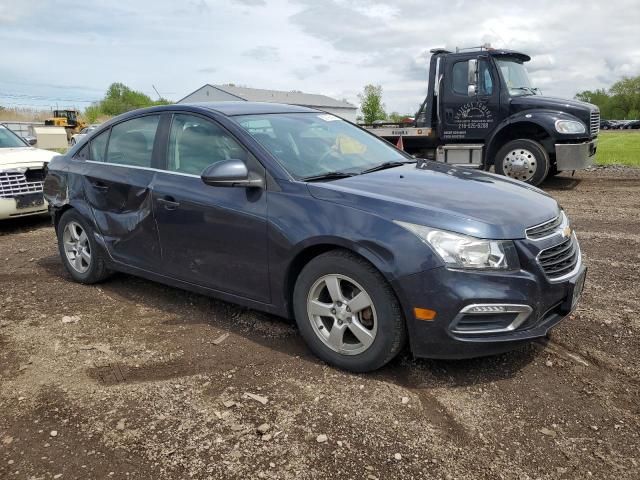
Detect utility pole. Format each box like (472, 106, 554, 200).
(152, 85, 162, 100)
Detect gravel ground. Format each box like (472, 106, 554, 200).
(1, 167, 639, 479)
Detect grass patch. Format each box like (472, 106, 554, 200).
(596, 131, 640, 167)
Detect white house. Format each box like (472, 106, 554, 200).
(178, 84, 357, 122)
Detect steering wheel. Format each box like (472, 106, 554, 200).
(317, 147, 341, 168)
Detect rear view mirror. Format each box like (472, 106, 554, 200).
(201, 159, 263, 188)
(468, 59, 478, 97)
(23, 136, 37, 146)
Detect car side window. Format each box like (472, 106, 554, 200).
(452, 61, 468, 95)
(89, 129, 109, 162)
(106, 115, 160, 167)
(167, 114, 248, 175)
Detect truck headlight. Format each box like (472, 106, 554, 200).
(555, 120, 586, 134)
(394, 221, 519, 270)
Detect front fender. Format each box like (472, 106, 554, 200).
(486, 109, 587, 164)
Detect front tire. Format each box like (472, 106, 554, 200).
(495, 139, 550, 186)
(293, 250, 406, 372)
(57, 209, 111, 284)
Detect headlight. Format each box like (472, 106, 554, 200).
(394, 221, 519, 270)
(555, 120, 586, 134)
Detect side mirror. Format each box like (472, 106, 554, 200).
(24, 136, 37, 146)
(201, 159, 264, 188)
(468, 58, 478, 97)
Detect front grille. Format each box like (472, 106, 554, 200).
(538, 234, 579, 280)
(526, 215, 562, 240)
(590, 110, 600, 137)
(0, 171, 44, 199)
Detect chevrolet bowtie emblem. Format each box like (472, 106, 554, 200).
(562, 226, 572, 238)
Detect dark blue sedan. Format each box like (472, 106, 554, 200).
(43, 102, 586, 372)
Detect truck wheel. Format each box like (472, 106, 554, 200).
(495, 139, 550, 186)
(293, 250, 406, 372)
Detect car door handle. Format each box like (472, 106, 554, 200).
(157, 196, 180, 210)
(90, 181, 109, 192)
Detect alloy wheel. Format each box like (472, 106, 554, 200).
(63, 221, 91, 273)
(306, 274, 377, 355)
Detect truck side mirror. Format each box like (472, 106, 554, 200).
(468, 59, 478, 97)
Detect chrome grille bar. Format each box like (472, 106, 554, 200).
(0, 171, 44, 199)
(590, 110, 600, 137)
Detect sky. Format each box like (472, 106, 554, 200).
(1, 0, 639, 114)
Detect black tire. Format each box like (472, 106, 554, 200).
(495, 139, 550, 186)
(57, 209, 111, 284)
(293, 250, 406, 372)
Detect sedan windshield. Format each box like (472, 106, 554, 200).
(0, 126, 27, 148)
(234, 112, 410, 179)
(496, 58, 539, 96)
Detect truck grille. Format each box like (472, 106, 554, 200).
(537, 234, 580, 280)
(590, 110, 600, 137)
(526, 215, 562, 240)
(0, 171, 44, 199)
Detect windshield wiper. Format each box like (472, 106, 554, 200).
(360, 160, 415, 174)
(511, 86, 537, 95)
(301, 171, 358, 182)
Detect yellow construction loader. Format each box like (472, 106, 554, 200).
(44, 110, 87, 141)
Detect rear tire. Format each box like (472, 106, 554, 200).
(293, 250, 406, 372)
(57, 209, 111, 284)
(495, 139, 550, 186)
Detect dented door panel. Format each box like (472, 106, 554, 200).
(80, 162, 161, 268)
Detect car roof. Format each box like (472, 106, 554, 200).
(183, 101, 321, 116)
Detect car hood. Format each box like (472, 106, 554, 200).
(0, 147, 57, 170)
(307, 162, 560, 239)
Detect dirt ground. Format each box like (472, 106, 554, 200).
(1, 168, 639, 480)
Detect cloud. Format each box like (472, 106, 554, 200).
(242, 46, 280, 62)
(0, 0, 638, 114)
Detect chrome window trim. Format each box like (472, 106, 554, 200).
(450, 303, 533, 335)
(85, 160, 201, 178)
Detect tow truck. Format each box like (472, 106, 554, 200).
(364, 46, 599, 185)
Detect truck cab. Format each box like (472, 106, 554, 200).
(367, 46, 599, 186)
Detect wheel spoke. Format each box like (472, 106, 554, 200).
(63, 240, 75, 252)
(80, 249, 91, 264)
(324, 275, 344, 303)
(73, 255, 84, 271)
(327, 323, 346, 350)
(309, 299, 333, 317)
(348, 320, 375, 348)
(347, 291, 372, 314)
(78, 231, 88, 247)
(69, 224, 80, 241)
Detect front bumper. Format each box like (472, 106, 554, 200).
(555, 139, 597, 171)
(0, 196, 48, 220)
(392, 262, 586, 360)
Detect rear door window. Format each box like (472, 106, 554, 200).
(89, 129, 109, 161)
(106, 115, 160, 167)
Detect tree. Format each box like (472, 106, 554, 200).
(575, 75, 640, 119)
(84, 82, 171, 121)
(358, 84, 386, 124)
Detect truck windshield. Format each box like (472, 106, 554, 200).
(234, 112, 410, 180)
(496, 58, 539, 96)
